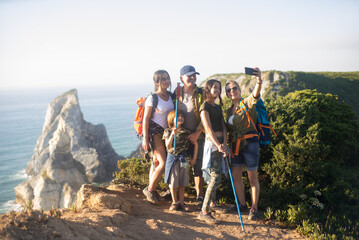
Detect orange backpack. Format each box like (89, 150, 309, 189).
(134, 97, 147, 136)
(134, 93, 159, 137)
(134, 92, 174, 137)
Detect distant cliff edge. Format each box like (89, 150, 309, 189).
(203, 71, 359, 121)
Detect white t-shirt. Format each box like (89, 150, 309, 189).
(145, 94, 174, 129)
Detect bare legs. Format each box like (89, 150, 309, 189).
(231, 166, 260, 209)
(231, 166, 245, 205)
(148, 145, 166, 191)
(247, 170, 260, 210)
(170, 186, 185, 204)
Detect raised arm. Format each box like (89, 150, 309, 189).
(252, 67, 263, 99)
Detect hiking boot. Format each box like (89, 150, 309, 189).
(143, 187, 158, 204)
(248, 208, 259, 220)
(196, 196, 204, 210)
(227, 204, 249, 213)
(198, 212, 219, 224)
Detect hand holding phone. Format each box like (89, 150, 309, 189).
(245, 67, 256, 75)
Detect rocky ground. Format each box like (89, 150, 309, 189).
(0, 184, 306, 240)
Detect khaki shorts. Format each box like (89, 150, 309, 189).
(152, 133, 166, 149)
(169, 160, 189, 188)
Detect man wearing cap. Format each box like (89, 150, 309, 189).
(173, 65, 205, 210)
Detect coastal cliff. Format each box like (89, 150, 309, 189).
(14, 89, 122, 211)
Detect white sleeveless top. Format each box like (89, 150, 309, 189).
(145, 94, 174, 129)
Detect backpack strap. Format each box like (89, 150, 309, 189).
(149, 93, 158, 118)
(151, 91, 175, 114)
(167, 91, 176, 107)
(231, 133, 259, 158)
(197, 87, 203, 105)
(257, 124, 278, 137)
(238, 99, 257, 132)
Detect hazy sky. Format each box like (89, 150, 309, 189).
(1, 0, 359, 90)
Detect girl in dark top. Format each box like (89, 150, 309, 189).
(198, 79, 229, 224)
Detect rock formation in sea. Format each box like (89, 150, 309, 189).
(14, 89, 122, 210)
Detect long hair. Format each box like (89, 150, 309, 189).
(167, 110, 184, 129)
(203, 79, 223, 106)
(153, 70, 171, 91)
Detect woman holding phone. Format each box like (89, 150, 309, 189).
(225, 67, 262, 220)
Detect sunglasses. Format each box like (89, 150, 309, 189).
(226, 86, 238, 93)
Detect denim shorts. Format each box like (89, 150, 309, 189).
(231, 141, 260, 171)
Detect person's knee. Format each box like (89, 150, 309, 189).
(157, 163, 166, 173)
(231, 169, 243, 182)
(212, 174, 221, 188)
(248, 173, 259, 187)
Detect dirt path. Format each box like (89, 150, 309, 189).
(116, 186, 305, 240)
(0, 184, 306, 239)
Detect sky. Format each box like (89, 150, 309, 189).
(1, 0, 359, 90)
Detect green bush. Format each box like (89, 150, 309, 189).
(260, 89, 359, 239)
(113, 157, 166, 190)
(114, 156, 196, 193)
(114, 157, 151, 186)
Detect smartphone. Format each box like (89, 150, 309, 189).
(245, 67, 256, 75)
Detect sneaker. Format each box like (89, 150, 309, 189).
(227, 204, 249, 213)
(143, 187, 158, 204)
(198, 212, 218, 224)
(248, 208, 258, 220)
(196, 196, 204, 210)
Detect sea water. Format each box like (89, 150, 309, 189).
(0, 86, 151, 214)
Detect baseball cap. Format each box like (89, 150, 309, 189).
(180, 65, 200, 76)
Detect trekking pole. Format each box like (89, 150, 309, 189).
(173, 82, 180, 152)
(225, 156, 245, 232)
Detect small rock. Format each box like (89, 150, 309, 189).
(53, 231, 61, 237)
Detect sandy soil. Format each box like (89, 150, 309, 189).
(0, 184, 306, 240)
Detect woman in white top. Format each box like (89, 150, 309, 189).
(142, 70, 174, 204)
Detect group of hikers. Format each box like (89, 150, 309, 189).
(141, 65, 263, 224)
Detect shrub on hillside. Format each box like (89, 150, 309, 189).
(260, 89, 359, 239)
(114, 156, 196, 193)
(114, 157, 167, 191)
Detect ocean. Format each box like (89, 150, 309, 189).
(0, 85, 151, 214)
